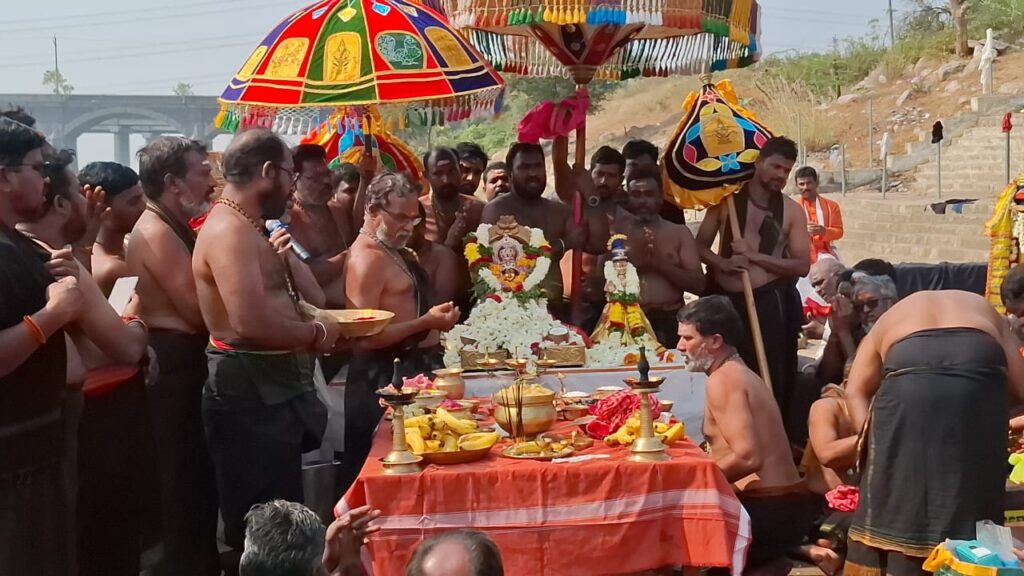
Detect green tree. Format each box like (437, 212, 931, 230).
(173, 82, 194, 98)
(42, 69, 73, 95)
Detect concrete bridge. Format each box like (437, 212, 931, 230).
(2, 94, 225, 164)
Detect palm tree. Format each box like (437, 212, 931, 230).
(173, 82, 194, 98)
(42, 69, 74, 95)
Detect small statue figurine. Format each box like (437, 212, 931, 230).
(590, 235, 665, 354)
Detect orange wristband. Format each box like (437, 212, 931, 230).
(23, 315, 46, 344)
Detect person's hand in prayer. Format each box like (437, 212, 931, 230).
(322, 506, 382, 576)
(79, 184, 109, 248)
(445, 210, 468, 249)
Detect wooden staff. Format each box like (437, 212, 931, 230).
(569, 82, 588, 328)
(725, 194, 772, 391)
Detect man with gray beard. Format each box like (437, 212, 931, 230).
(128, 136, 220, 576)
(341, 172, 460, 491)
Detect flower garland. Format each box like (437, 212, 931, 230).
(463, 223, 553, 303)
(443, 297, 583, 368)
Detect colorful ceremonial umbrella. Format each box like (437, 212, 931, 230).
(215, 0, 506, 134)
(301, 108, 426, 184)
(438, 0, 761, 327)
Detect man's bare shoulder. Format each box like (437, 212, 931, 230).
(460, 194, 485, 210)
(129, 212, 185, 261)
(707, 362, 759, 400)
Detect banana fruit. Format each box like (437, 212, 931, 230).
(403, 408, 490, 455)
(603, 411, 686, 447)
(435, 408, 478, 435)
(457, 432, 500, 451)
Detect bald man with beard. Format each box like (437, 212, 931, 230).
(193, 129, 341, 573)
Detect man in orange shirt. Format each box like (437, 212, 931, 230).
(795, 167, 843, 263)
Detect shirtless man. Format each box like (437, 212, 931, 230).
(456, 141, 488, 197)
(328, 162, 361, 246)
(78, 161, 145, 296)
(553, 144, 622, 332)
(343, 171, 461, 492)
(193, 129, 341, 573)
(284, 145, 348, 287)
(129, 135, 220, 576)
(676, 296, 820, 573)
(18, 151, 155, 576)
(622, 138, 685, 224)
(421, 147, 485, 252)
(421, 147, 485, 314)
(612, 165, 703, 346)
(482, 162, 509, 202)
(410, 202, 460, 306)
(696, 136, 810, 434)
(482, 142, 590, 320)
(844, 291, 1024, 576)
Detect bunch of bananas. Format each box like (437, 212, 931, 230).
(603, 415, 685, 447)
(405, 408, 499, 454)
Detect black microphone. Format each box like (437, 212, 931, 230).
(265, 219, 311, 261)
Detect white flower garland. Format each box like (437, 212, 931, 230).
(603, 260, 641, 294)
(472, 222, 551, 295)
(443, 298, 583, 368)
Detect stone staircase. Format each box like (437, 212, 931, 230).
(829, 192, 993, 265)
(909, 111, 1024, 198)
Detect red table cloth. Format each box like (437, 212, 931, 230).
(337, 415, 751, 575)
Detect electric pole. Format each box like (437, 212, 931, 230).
(53, 36, 59, 76)
(888, 0, 896, 48)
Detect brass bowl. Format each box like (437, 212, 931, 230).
(300, 303, 395, 338)
(433, 368, 465, 400)
(376, 388, 419, 405)
(493, 396, 557, 437)
(560, 404, 589, 421)
(443, 400, 476, 420)
(505, 358, 529, 371)
(413, 389, 447, 410)
(624, 376, 665, 391)
(420, 446, 492, 465)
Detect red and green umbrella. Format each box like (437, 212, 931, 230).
(216, 0, 506, 133)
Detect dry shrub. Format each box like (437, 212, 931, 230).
(750, 72, 836, 153)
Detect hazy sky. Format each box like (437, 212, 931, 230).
(0, 0, 895, 163)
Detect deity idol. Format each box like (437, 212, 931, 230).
(590, 235, 664, 354)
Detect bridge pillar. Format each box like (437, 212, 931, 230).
(114, 127, 131, 165)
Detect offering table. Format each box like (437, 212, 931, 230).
(336, 379, 750, 575)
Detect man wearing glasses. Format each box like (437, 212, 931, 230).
(341, 171, 461, 493)
(129, 136, 221, 576)
(284, 145, 349, 298)
(0, 115, 83, 576)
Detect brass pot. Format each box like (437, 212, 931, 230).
(493, 390, 557, 438)
(432, 368, 465, 400)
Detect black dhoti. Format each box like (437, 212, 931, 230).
(202, 347, 326, 572)
(846, 328, 1007, 576)
(147, 330, 220, 576)
(77, 369, 162, 576)
(724, 279, 802, 437)
(339, 344, 442, 493)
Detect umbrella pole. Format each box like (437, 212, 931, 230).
(725, 194, 773, 391)
(570, 81, 588, 328)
